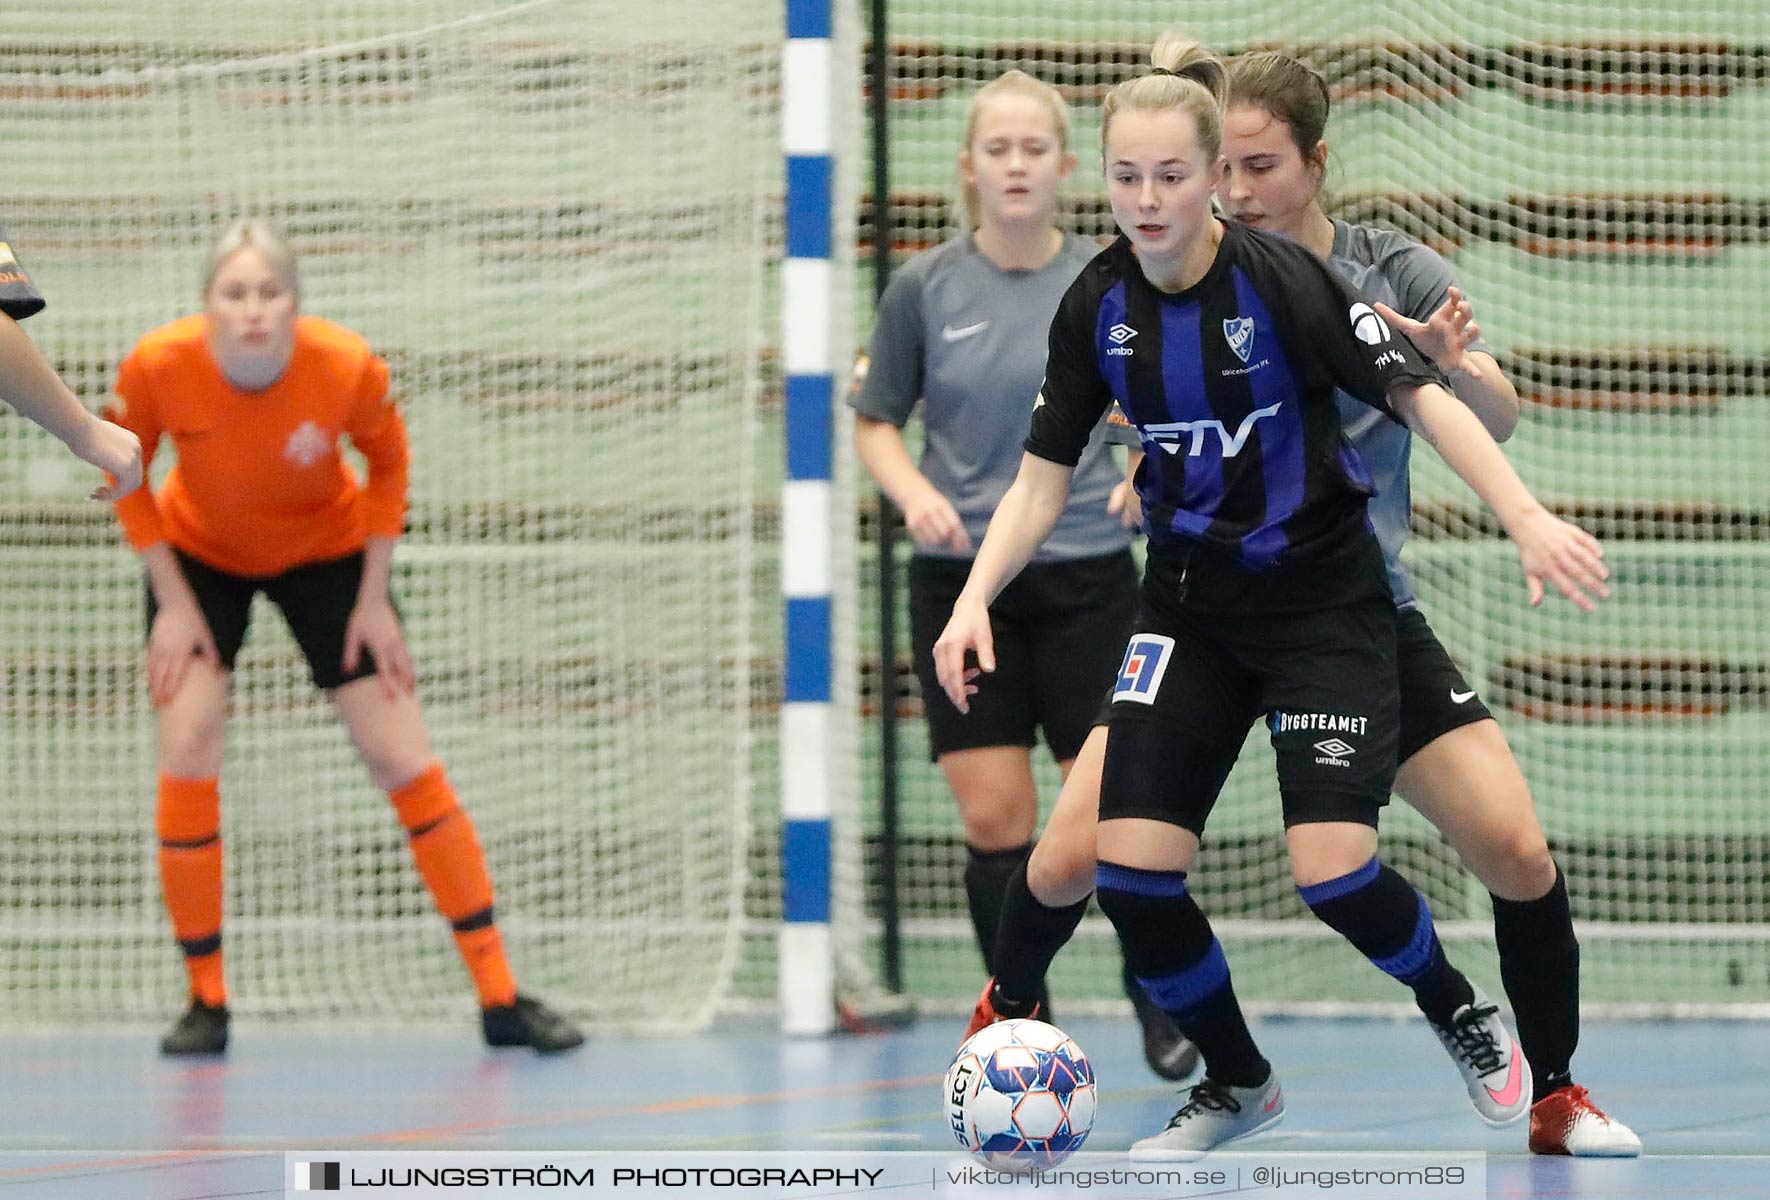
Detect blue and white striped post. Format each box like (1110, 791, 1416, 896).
(780, 0, 837, 1036)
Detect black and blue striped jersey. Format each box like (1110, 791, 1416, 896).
(1026, 221, 1445, 611)
(0, 223, 45, 321)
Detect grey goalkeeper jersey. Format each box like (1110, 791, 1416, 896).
(850, 232, 1130, 563)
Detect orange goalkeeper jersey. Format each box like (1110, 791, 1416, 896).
(108, 314, 409, 577)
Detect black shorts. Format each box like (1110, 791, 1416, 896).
(1394, 605, 1494, 763)
(909, 549, 1137, 763)
(1100, 594, 1400, 833)
(145, 548, 387, 691)
(1090, 605, 1496, 749)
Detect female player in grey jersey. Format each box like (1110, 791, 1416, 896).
(964, 51, 1638, 1157)
(0, 224, 142, 498)
(849, 70, 1194, 1079)
(936, 36, 1608, 1160)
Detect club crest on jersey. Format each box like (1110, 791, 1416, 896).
(1223, 316, 1255, 363)
(1113, 634, 1175, 705)
(282, 420, 330, 468)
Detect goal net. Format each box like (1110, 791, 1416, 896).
(0, 0, 865, 1028)
(865, 0, 1769, 1015)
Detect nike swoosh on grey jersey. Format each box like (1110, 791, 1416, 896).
(941, 320, 990, 342)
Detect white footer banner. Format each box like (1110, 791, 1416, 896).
(284, 1151, 1485, 1199)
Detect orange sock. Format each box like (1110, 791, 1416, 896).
(156, 774, 227, 1007)
(389, 763, 517, 1008)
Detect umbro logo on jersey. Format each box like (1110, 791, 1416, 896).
(282, 420, 330, 468)
(1223, 316, 1255, 363)
(1108, 323, 1137, 345)
(941, 320, 990, 343)
(1349, 302, 1392, 346)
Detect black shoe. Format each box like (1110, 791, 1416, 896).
(1123, 963, 1200, 1082)
(160, 1000, 229, 1057)
(481, 994, 584, 1054)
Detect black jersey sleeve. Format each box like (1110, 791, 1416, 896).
(1283, 248, 1444, 416)
(0, 225, 47, 321)
(1024, 276, 1112, 466)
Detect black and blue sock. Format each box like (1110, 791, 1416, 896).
(1299, 857, 1473, 1026)
(1095, 861, 1268, 1087)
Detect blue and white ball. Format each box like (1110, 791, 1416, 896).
(944, 1018, 1096, 1171)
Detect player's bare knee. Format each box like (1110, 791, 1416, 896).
(1027, 835, 1095, 906)
(1286, 822, 1379, 888)
(157, 710, 225, 775)
(1485, 826, 1556, 900)
(957, 794, 1037, 850)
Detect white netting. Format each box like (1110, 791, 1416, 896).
(861, 1, 1770, 1014)
(0, 0, 865, 1028)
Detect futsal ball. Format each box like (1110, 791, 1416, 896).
(943, 1018, 1096, 1171)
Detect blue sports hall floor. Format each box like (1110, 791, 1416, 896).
(0, 1015, 1764, 1198)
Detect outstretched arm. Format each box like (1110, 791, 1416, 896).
(0, 314, 142, 498)
(1375, 287, 1520, 441)
(1389, 381, 1606, 611)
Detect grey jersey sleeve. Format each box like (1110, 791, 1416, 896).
(848, 265, 924, 426)
(1382, 239, 1492, 357)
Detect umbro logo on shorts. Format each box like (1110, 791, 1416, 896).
(1312, 737, 1357, 768)
(1113, 634, 1174, 704)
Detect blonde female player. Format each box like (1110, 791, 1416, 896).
(934, 36, 1610, 1159)
(107, 220, 581, 1057)
(963, 50, 1639, 1158)
(0, 222, 142, 497)
(850, 71, 1194, 1079)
